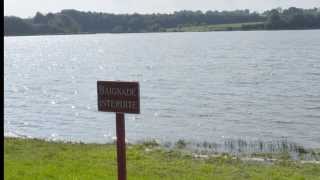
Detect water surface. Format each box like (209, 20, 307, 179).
(4, 30, 320, 151)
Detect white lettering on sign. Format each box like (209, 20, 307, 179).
(98, 87, 137, 97)
(99, 100, 137, 110)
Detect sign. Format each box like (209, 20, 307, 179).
(97, 81, 140, 114)
(97, 80, 140, 180)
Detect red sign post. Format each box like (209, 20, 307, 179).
(97, 81, 140, 180)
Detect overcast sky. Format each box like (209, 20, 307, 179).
(4, 0, 320, 18)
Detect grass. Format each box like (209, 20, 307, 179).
(166, 22, 265, 32)
(4, 137, 320, 180)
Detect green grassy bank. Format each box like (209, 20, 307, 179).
(4, 137, 320, 180)
(166, 22, 265, 32)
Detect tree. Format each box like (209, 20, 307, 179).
(265, 9, 286, 29)
(33, 12, 47, 24)
(4, 16, 34, 35)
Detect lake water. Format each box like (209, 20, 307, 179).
(4, 30, 320, 153)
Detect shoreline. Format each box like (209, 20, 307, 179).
(4, 28, 320, 37)
(4, 136, 320, 162)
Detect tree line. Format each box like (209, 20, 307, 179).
(4, 7, 320, 36)
(264, 7, 320, 29)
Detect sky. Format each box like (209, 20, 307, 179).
(4, 0, 320, 18)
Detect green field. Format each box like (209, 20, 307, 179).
(4, 137, 320, 180)
(166, 22, 265, 32)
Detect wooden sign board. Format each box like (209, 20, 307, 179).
(97, 81, 140, 114)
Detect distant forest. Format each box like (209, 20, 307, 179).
(4, 7, 320, 36)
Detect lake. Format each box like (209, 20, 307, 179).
(4, 30, 320, 153)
